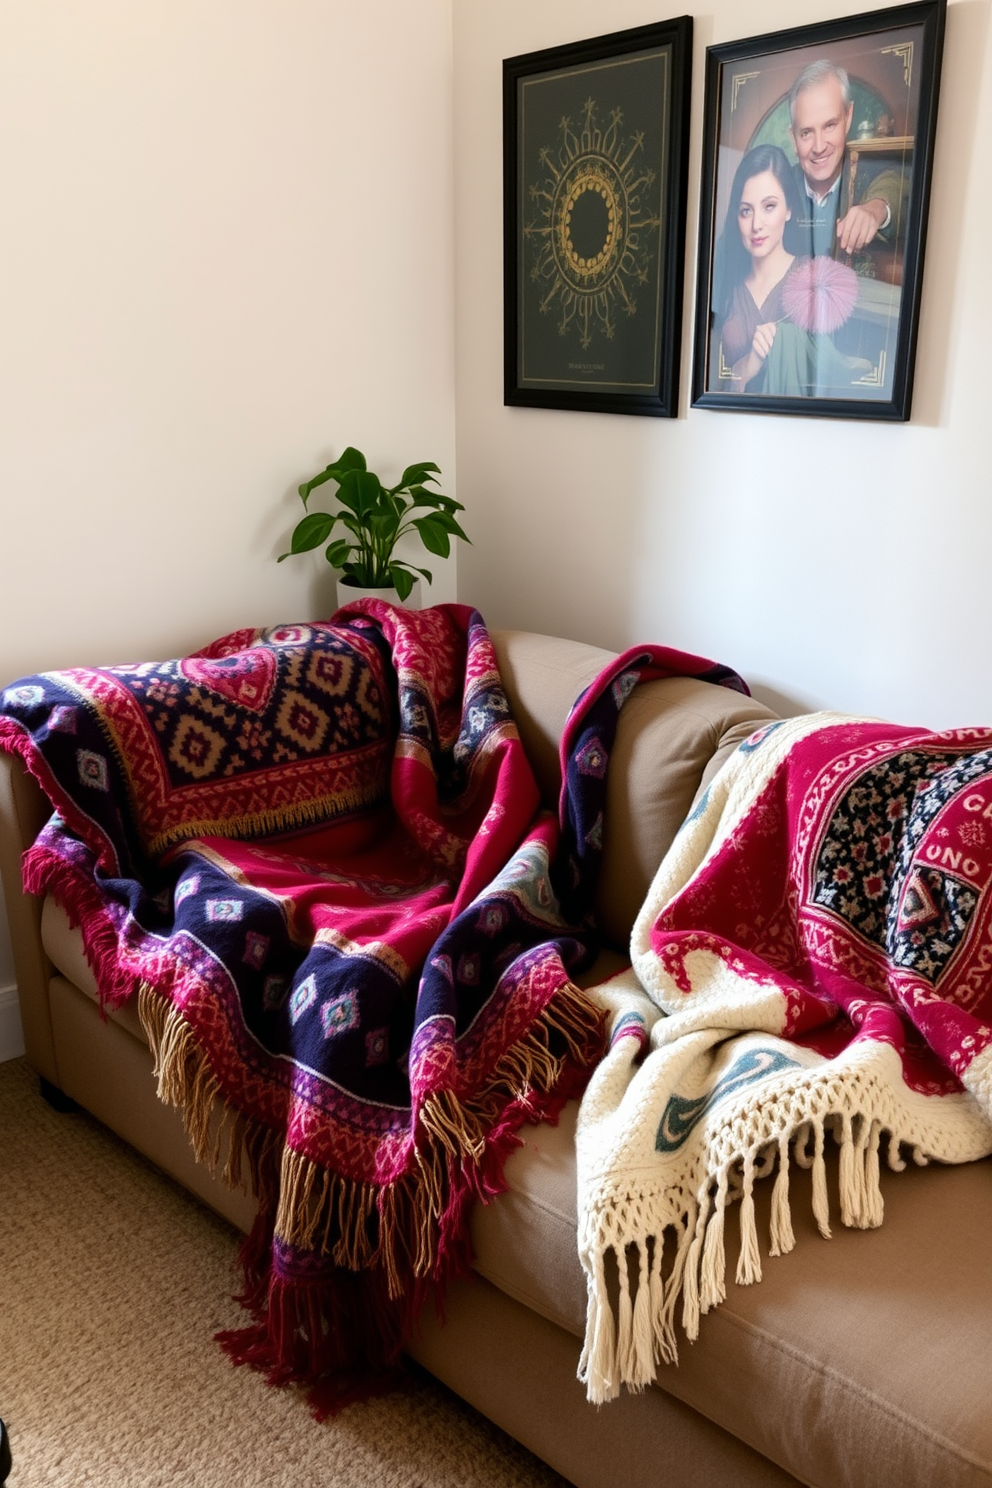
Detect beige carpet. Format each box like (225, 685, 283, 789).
(0, 1056, 569, 1488)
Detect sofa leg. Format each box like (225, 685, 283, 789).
(39, 1077, 79, 1113)
(0, 1416, 11, 1485)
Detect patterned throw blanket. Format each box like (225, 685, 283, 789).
(0, 601, 745, 1412)
(577, 713, 992, 1405)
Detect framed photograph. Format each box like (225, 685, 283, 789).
(503, 19, 693, 418)
(691, 0, 945, 421)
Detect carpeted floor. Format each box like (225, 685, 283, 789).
(0, 1056, 570, 1487)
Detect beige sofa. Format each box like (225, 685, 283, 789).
(2, 629, 990, 1488)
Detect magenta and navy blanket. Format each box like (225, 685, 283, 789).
(0, 601, 745, 1410)
(576, 711, 992, 1404)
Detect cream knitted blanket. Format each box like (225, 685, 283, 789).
(576, 713, 992, 1404)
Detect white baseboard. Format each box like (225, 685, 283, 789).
(0, 984, 25, 1063)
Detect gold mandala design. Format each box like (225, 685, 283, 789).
(525, 96, 662, 350)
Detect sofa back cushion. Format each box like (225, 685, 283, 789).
(491, 630, 778, 950)
(489, 630, 617, 806)
(597, 674, 777, 945)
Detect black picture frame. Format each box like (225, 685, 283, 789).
(503, 18, 693, 418)
(691, 0, 945, 422)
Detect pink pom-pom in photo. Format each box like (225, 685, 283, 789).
(781, 256, 860, 334)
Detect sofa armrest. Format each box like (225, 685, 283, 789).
(0, 751, 59, 1083)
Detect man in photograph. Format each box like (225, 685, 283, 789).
(779, 57, 909, 394)
(786, 59, 908, 268)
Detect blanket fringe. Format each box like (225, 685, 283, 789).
(138, 985, 285, 1211)
(580, 1103, 899, 1405)
(768, 1136, 794, 1258)
(147, 784, 388, 863)
(215, 1256, 413, 1419)
(699, 1174, 727, 1309)
(139, 976, 606, 1404)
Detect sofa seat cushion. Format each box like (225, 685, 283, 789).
(471, 955, 992, 1488)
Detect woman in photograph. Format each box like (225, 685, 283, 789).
(712, 142, 866, 397)
(713, 144, 802, 391)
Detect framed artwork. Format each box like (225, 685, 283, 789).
(690, 0, 945, 421)
(503, 18, 693, 418)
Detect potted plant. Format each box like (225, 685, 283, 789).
(278, 445, 468, 605)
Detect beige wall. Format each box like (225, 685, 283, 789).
(0, 0, 456, 993)
(452, 0, 991, 727)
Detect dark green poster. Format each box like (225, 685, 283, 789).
(519, 50, 670, 392)
(504, 20, 692, 417)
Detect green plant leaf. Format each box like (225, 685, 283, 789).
(333, 469, 361, 514)
(388, 560, 433, 586)
(411, 509, 468, 542)
(324, 538, 353, 568)
(320, 446, 366, 484)
(413, 515, 451, 559)
(282, 511, 336, 557)
(298, 468, 336, 503)
(406, 488, 464, 518)
(351, 470, 382, 519)
(388, 565, 415, 602)
(368, 509, 400, 543)
(433, 512, 470, 542)
(405, 490, 463, 521)
(300, 447, 368, 506)
(335, 446, 367, 472)
(398, 461, 441, 489)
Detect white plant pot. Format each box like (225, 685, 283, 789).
(335, 578, 421, 611)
